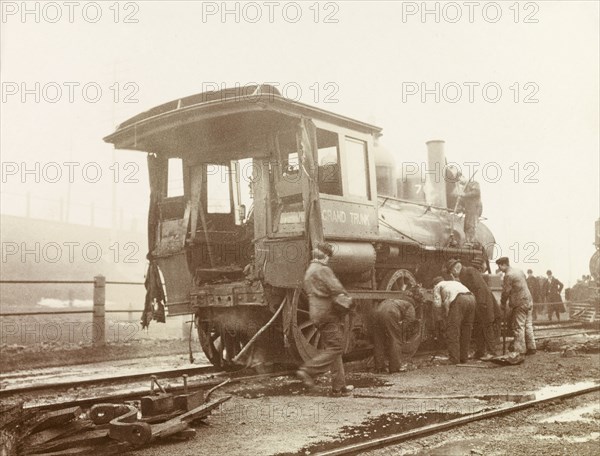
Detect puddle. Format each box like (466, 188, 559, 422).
(275, 411, 465, 455)
(535, 432, 600, 443)
(532, 380, 600, 401)
(540, 403, 600, 423)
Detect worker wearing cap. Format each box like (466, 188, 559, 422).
(457, 173, 483, 245)
(447, 259, 499, 360)
(432, 266, 476, 364)
(496, 257, 536, 355)
(296, 242, 354, 395)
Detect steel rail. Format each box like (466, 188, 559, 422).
(0, 309, 141, 316)
(535, 330, 600, 340)
(314, 384, 600, 456)
(23, 369, 295, 412)
(0, 280, 143, 285)
(0, 364, 220, 397)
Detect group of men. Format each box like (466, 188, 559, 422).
(526, 269, 566, 321)
(432, 258, 501, 363)
(295, 243, 544, 395)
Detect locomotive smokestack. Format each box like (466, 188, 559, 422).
(425, 140, 447, 207)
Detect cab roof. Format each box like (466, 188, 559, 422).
(103, 84, 382, 152)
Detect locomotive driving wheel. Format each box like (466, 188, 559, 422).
(283, 287, 351, 363)
(379, 269, 417, 291)
(195, 315, 245, 369)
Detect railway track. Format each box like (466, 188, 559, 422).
(2, 365, 294, 412)
(1, 320, 596, 401)
(312, 383, 600, 456)
(0, 364, 220, 397)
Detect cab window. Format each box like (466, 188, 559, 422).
(317, 129, 342, 196)
(345, 138, 370, 199)
(206, 164, 231, 213)
(167, 158, 184, 198)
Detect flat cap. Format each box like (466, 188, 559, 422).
(495, 257, 510, 266)
(316, 242, 334, 257)
(445, 258, 461, 271)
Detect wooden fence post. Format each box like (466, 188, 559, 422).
(93, 275, 106, 347)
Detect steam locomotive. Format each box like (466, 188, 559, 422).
(104, 85, 495, 367)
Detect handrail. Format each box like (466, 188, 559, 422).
(378, 195, 488, 220)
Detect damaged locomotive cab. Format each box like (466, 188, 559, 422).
(104, 84, 495, 368)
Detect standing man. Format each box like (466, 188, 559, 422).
(447, 258, 499, 360)
(296, 243, 354, 396)
(457, 173, 483, 246)
(542, 270, 565, 321)
(496, 257, 536, 355)
(432, 274, 476, 364)
(526, 269, 542, 320)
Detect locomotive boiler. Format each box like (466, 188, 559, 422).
(104, 85, 495, 367)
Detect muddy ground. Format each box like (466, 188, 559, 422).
(121, 336, 600, 456)
(2, 333, 598, 455)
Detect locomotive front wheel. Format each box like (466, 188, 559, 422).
(284, 288, 351, 363)
(195, 316, 245, 369)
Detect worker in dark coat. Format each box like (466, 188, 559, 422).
(296, 243, 354, 395)
(457, 173, 483, 245)
(433, 272, 476, 364)
(369, 294, 418, 373)
(542, 270, 565, 321)
(526, 269, 542, 320)
(497, 257, 536, 355)
(448, 259, 499, 360)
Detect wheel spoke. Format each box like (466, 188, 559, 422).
(299, 320, 314, 330)
(304, 326, 317, 342)
(313, 332, 321, 348)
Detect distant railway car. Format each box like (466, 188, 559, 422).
(104, 85, 495, 367)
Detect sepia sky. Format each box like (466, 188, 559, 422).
(1, 1, 598, 286)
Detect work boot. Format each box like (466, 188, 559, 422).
(296, 369, 315, 388)
(526, 349, 537, 355)
(331, 385, 354, 396)
(479, 354, 494, 361)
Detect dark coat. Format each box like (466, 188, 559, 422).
(458, 266, 500, 322)
(526, 276, 542, 303)
(542, 277, 564, 303)
(303, 260, 348, 325)
(460, 181, 483, 216)
(369, 298, 417, 372)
